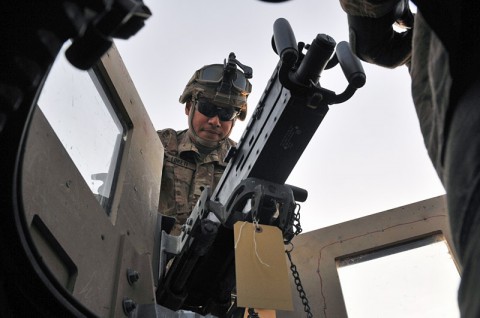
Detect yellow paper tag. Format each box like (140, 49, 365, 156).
(234, 221, 293, 311)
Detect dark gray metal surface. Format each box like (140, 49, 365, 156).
(21, 45, 163, 317)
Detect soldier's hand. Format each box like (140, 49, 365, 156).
(341, 0, 414, 68)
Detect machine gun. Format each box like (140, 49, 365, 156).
(154, 18, 366, 317)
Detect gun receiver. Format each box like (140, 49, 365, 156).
(155, 17, 365, 317)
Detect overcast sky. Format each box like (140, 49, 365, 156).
(114, 0, 445, 233)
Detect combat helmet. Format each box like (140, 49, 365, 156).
(179, 53, 252, 121)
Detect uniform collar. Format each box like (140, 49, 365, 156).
(177, 130, 230, 165)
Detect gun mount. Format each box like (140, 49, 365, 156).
(155, 18, 365, 317)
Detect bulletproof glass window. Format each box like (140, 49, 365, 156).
(337, 234, 460, 317)
(37, 43, 126, 215)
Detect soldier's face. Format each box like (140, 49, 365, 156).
(186, 101, 234, 142)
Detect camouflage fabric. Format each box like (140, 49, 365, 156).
(339, 0, 451, 181)
(409, 12, 450, 180)
(340, 1, 480, 316)
(339, 0, 398, 18)
(178, 64, 252, 121)
(157, 128, 235, 235)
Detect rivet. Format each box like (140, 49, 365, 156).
(122, 297, 137, 315)
(127, 268, 140, 285)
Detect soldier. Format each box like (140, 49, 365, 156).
(158, 60, 252, 235)
(338, 0, 480, 316)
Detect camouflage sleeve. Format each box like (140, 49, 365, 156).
(157, 128, 173, 144)
(157, 128, 182, 155)
(339, 0, 400, 18)
(226, 137, 237, 148)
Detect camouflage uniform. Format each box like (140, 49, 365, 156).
(157, 57, 251, 234)
(157, 129, 235, 235)
(340, 1, 480, 316)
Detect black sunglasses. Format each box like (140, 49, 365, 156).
(195, 100, 239, 121)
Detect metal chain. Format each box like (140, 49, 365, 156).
(286, 203, 313, 317)
(286, 249, 313, 318)
(292, 203, 303, 237)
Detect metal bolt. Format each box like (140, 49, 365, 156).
(127, 268, 140, 285)
(122, 297, 137, 315)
